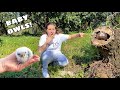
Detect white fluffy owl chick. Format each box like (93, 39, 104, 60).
(15, 47, 33, 64)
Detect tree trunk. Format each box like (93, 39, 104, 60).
(0, 21, 8, 35)
(86, 26, 120, 78)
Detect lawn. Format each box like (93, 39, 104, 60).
(0, 33, 99, 78)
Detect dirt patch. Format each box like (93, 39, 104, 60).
(84, 60, 117, 78)
(58, 71, 74, 77)
(64, 59, 82, 73)
(56, 59, 83, 77)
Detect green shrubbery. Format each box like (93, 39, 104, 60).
(0, 12, 120, 36)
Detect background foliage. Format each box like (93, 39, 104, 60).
(0, 12, 120, 36)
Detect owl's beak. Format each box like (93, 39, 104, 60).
(20, 53, 25, 57)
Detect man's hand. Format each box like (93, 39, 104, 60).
(0, 52, 40, 73)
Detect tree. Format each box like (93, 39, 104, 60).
(86, 26, 120, 78)
(1, 12, 119, 35)
(0, 12, 17, 35)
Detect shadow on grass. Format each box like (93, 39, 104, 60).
(47, 62, 65, 76)
(0, 38, 3, 46)
(72, 45, 100, 65)
(22, 32, 42, 36)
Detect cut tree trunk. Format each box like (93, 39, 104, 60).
(86, 26, 120, 78)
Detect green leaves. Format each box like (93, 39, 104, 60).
(0, 12, 120, 35)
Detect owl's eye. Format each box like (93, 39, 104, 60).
(25, 52, 28, 54)
(17, 53, 20, 55)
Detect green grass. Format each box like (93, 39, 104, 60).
(0, 33, 99, 78)
(0, 36, 40, 58)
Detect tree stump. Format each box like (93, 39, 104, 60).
(86, 26, 120, 78)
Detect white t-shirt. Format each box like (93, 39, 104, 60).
(38, 34, 69, 51)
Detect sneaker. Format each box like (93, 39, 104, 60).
(42, 68, 50, 78)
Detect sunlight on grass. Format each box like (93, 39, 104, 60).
(0, 32, 99, 78)
(0, 36, 40, 58)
